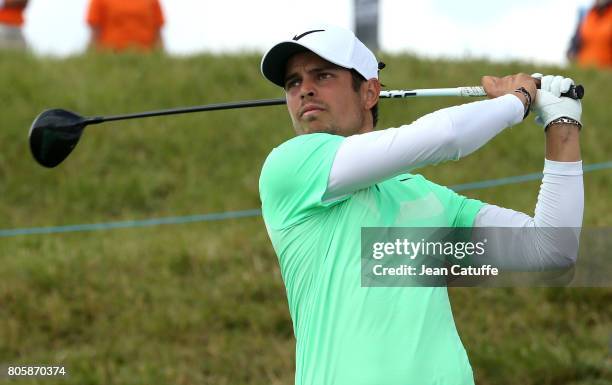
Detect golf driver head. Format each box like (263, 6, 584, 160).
(29, 109, 87, 168)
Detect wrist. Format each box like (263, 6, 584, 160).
(545, 123, 581, 161)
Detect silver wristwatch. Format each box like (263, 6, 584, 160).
(546, 117, 582, 130)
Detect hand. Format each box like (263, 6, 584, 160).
(531, 73, 582, 129)
(481, 73, 537, 107)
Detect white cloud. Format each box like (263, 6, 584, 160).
(23, 0, 89, 56)
(381, 0, 591, 66)
(20, 0, 593, 65)
(162, 0, 353, 54)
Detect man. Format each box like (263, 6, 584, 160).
(0, 0, 28, 49)
(87, 0, 164, 52)
(567, 0, 612, 68)
(259, 25, 583, 385)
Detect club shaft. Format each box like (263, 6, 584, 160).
(86, 98, 288, 125)
(84, 83, 583, 125)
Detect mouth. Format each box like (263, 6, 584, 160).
(300, 104, 325, 118)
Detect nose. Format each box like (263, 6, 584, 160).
(300, 77, 316, 99)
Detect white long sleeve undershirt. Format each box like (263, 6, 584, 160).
(326, 94, 524, 198)
(324, 94, 583, 270)
(472, 160, 583, 270)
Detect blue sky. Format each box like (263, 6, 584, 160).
(22, 0, 592, 66)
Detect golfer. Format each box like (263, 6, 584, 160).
(259, 25, 583, 385)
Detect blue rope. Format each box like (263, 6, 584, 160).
(0, 209, 262, 237)
(1, 161, 610, 237)
(451, 171, 543, 191)
(451, 161, 612, 191)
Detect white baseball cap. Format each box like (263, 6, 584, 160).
(261, 25, 379, 88)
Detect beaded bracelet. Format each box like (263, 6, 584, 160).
(514, 87, 532, 119)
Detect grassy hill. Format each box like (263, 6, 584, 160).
(0, 50, 610, 385)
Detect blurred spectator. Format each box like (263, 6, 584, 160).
(87, 0, 165, 52)
(0, 0, 28, 49)
(567, 0, 612, 68)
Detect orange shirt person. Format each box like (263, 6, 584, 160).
(87, 0, 165, 52)
(0, 0, 27, 26)
(568, 0, 612, 68)
(0, 0, 28, 49)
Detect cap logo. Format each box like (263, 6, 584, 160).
(292, 29, 325, 41)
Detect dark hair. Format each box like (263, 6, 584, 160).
(350, 69, 379, 127)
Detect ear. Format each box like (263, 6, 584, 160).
(362, 79, 381, 110)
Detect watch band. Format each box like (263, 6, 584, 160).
(546, 117, 582, 130)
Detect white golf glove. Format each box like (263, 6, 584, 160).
(531, 73, 582, 129)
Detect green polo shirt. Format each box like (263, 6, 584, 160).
(259, 133, 484, 385)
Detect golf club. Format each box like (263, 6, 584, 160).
(29, 82, 584, 168)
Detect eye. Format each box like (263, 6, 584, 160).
(284, 78, 300, 90)
(318, 72, 333, 80)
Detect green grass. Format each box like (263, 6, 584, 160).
(0, 50, 610, 384)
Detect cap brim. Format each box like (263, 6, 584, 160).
(261, 41, 312, 88)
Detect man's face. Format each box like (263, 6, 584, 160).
(283, 51, 376, 136)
